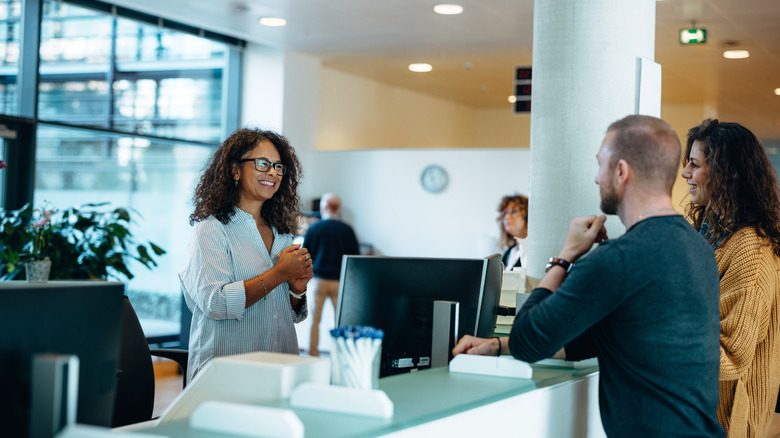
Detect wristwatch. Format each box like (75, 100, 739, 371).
(546, 257, 574, 274)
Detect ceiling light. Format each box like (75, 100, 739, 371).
(434, 4, 463, 15)
(409, 63, 432, 73)
(259, 17, 286, 27)
(775, 88, 780, 96)
(723, 49, 749, 59)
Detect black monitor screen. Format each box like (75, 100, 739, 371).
(335, 254, 502, 377)
(0, 281, 125, 437)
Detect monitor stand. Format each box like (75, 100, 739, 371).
(431, 300, 459, 368)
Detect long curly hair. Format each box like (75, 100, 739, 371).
(683, 119, 780, 256)
(189, 128, 303, 235)
(497, 194, 529, 249)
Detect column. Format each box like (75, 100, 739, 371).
(527, 0, 658, 279)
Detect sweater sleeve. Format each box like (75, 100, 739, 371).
(717, 230, 777, 380)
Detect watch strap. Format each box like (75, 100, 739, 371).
(546, 257, 573, 274)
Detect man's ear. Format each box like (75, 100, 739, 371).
(615, 159, 630, 185)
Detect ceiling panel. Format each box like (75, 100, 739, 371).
(107, 0, 780, 139)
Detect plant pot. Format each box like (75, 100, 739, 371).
(25, 259, 52, 283)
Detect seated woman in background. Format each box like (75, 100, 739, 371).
(681, 119, 780, 437)
(180, 128, 313, 382)
(497, 194, 529, 270)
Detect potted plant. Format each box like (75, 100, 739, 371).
(0, 202, 165, 281)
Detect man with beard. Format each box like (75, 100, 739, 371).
(453, 115, 724, 437)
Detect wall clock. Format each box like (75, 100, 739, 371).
(420, 164, 448, 194)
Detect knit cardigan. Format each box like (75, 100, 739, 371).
(715, 227, 780, 438)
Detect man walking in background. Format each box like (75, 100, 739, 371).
(303, 193, 360, 356)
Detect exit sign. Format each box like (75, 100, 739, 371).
(680, 28, 707, 44)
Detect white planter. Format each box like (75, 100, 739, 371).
(25, 260, 52, 282)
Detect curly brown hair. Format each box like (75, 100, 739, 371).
(497, 194, 529, 249)
(189, 128, 303, 235)
(684, 119, 780, 256)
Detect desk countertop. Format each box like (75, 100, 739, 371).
(143, 362, 599, 438)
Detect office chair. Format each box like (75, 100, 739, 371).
(112, 296, 189, 427)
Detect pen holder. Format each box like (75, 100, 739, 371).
(329, 326, 383, 390)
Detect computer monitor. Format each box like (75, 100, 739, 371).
(335, 253, 503, 377)
(0, 281, 125, 437)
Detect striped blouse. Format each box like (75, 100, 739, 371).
(179, 208, 308, 382)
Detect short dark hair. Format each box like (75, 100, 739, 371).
(189, 128, 303, 235)
(606, 115, 681, 194)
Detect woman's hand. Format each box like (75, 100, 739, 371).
(289, 275, 312, 294)
(275, 244, 312, 282)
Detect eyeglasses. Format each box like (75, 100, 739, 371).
(501, 208, 520, 217)
(240, 158, 287, 175)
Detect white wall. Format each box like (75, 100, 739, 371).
(302, 148, 531, 258)
(240, 46, 536, 261)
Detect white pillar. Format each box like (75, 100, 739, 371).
(526, 0, 658, 279)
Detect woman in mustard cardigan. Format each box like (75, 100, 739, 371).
(681, 119, 780, 437)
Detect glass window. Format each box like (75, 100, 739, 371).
(24, 0, 242, 332)
(0, 0, 21, 115)
(38, 0, 226, 143)
(35, 122, 213, 324)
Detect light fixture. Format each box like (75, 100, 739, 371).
(409, 63, 432, 73)
(433, 4, 463, 15)
(507, 96, 517, 103)
(723, 49, 750, 59)
(775, 88, 780, 96)
(259, 17, 287, 27)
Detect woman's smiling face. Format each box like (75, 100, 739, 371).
(680, 140, 710, 206)
(236, 140, 283, 204)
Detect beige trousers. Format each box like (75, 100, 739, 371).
(308, 278, 339, 356)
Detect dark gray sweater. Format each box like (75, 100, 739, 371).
(510, 215, 724, 437)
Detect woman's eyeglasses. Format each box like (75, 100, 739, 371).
(240, 158, 287, 175)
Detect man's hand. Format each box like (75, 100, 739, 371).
(558, 215, 608, 262)
(452, 335, 501, 357)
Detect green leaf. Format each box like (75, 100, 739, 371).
(114, 208, 131, 222)
(150, 242, 166, 255)
(137, 245, 151, 261)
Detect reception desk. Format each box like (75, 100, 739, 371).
(140, 362, 605, 437)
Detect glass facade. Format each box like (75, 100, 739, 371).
(35, 123, 213, 321)
(0, 0, 242, 331)
(0, 1, 21, 115)
(38, 0, 226, 142)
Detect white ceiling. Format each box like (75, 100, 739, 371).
(109, 0, 780, 140)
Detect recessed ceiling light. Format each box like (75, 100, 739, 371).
(434, 4, 463, 15)
(723, 49, 750, 59)
(409, 63, 432, 73)
(259, 17, 287, 27)
(774, 88, 780, 96)
(508, 96, 517, 103)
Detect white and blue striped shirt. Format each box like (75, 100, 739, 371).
(179, 208, 307, 381)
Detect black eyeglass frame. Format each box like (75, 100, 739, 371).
(239, 158, 287, 175)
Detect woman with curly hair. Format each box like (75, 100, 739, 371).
(497, 194, 529, 270)
(681, 119, 780, 437)
(180, 128, 313, 382)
